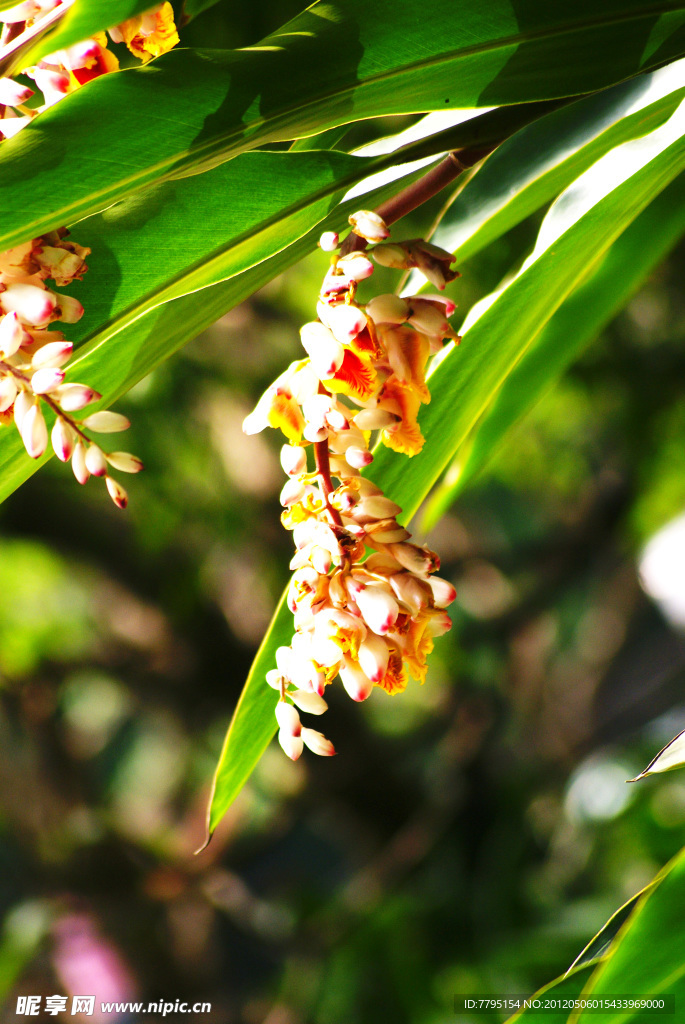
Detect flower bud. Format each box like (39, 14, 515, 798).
(353, 408, 398, 430)
(301, 727, 336, 756)
(0, 77, 34, 106)
(31, 367, 65, 394)
(278, 729, 303, 760)
(81, 410, 131, 432)
(54, 383, 101, 411)
(345, 446, 373, 469)
(358, 635, 390, 683)
(0, 376, 17, 412)
(355, 583, 399, 635)
(0, 311, 24, 357)
(105, 475, 129, 509)
(275, 700, 301, 735)
(371, 243, 411, 270)
(51, 417, 76, 462)
(280, 444, 307, 476)
(13, 389, 33, 429)
(365, 294, 410, 324)
(320, 302, 367, 344)
(290, 689, 328, 715)
(105, 451, 144, 473)
(388, 542, 440, 575)
(300, 321, 344, 378)
(54, 293, 84, 323)
(31, 340, 73, 368)
(85, 444, 108, 477)
(280, 477, 306, 507)
(340, 658, 374, 701)
(336, 252, 374, 282)
(428, 575, 457, 608)
(0, 283, 56, 326)
(349, 210, 389, 243)
(318, 231, 339, 252)
(20, 402, 48, 458)
(72, 442, 90, 484)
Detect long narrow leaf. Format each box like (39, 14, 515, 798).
(3, 1, 685, 249)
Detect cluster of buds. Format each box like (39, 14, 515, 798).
(0, 1, 178, 139)
(0, 231, 142, 507)
(244, 210, 460, 759)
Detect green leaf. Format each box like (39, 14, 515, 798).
(206, 101, 685, 836)
(180, 0, 224, 24)
(421, 169, 685, 532)
(570, 846, 685, 1023)
(431, 61, 685, 265)
(567, 889, 653, 974)
(4, 1, 685, 246)
(629, 728, 685, 781)
(504, 967, 595, 1023)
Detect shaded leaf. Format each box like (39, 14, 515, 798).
(571, 845, 685, 1023)
(505, 967, 594, 1023)
(567, 889, 653, 974)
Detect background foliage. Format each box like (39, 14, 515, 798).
(2, 0, 685, 1021)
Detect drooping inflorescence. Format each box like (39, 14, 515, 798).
(0, 231, 143, 507)
(243, 210, 460, 759)
(0, 1, 180, 505)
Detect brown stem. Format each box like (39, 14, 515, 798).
(339, 145, 496, 256)
(314, 437, 343, 529)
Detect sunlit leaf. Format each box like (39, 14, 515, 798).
(630, 728, 685, 781)
(3, 0, 685, 247)
(505, 966, 594, 1022)
(421, 170, 685, 531)
(567, 889, 653, 974)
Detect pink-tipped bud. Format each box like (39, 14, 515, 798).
(354, 495, 402, 522)
(336, 252, 374, 282)
(27, 67, 70, 107)
(31, 340, 73, 369)
(388, 542, 440, 575)
(105, 451, 144, 474)
(428, 575, 457, 608)
(54, 293, 84, 324)
(365, 293, 410, 325)
(0, 376, 17, 412)
(355, 584, 399, 635)
(278, 729, 303, 760)
(0, 311, 24, 358)
(353, 408, 398, 430)
(54, 384, 101, 411)
(13, 389, 33, 430)
(290, 689, 328, 715)
(20, 402, 48, 459)
(280, 444, 307, 476)
(426, 609, 452, 637)
(280, 477, 306, 507)
(358, 635, 390, 683)
(340, 659, 374, 701)
(51, 417, 76, 462)
(81, 411, 130, 432)
(85, 444, 108, 477)
(31, 366, 65, 394)
(0, 0, 48, 22)
(345, 446, 373, 469)
(300, 322, 344, 379)
(275, 700, 302, 735)
(301, 727, 336, 756)
(0, 77, 34, 106)
(105, 476, 128, 509)
(0, 283, 56, 327)
(321, 303, 367, 344)
(349, 210, 389, 243)
(318, 231, 339, 252)
(72, 442, 90, 484)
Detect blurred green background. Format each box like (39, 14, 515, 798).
(1, 3, 685, 1022)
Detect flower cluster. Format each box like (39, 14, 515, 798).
(0, 230, 142, 507)
(244, 210, 460, 759)
(0, 1, 178, 140)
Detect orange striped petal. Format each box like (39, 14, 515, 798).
(325, 349, 377, 402)
(268, 390, 305, 442)
(375, 648, 408, 695)
(379, 379, 424, 456)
